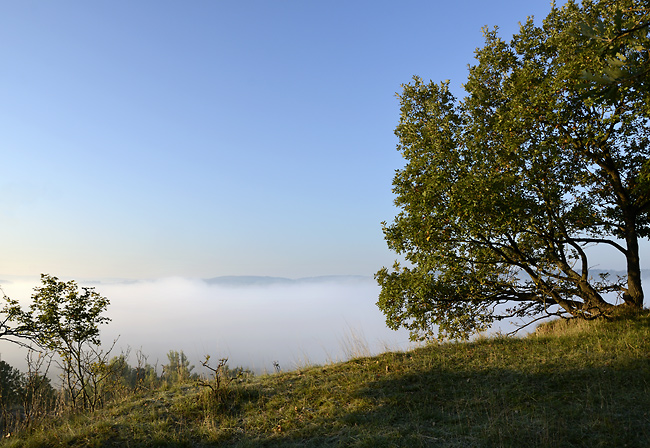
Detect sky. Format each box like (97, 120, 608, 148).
(2, 1, 649, 374)
(0, 0, 571, 281)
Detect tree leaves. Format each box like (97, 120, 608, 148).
(377, 0, 649, 341)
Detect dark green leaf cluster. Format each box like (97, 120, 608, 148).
(0, 359, 57, 435)
(0, 360, 25, 409)
(571, 0, 650, 102)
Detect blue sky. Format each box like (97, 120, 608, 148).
(1, 0, 571, 280)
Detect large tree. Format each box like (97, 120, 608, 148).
(376, 0, 650, 340)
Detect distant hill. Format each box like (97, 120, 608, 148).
(203, 275, 372, 287)
(203, 276, 295, 287)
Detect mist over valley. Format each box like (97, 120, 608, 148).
(0, 275, 412, 375)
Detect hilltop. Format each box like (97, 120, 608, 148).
(3, 314, 650, 447)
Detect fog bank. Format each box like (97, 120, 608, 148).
(2, 272, 647, 375)
(0, 276, 412, 374)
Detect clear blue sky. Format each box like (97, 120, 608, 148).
(1, 1, 570, 280)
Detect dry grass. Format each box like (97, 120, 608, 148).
(3, 312, 650, 447)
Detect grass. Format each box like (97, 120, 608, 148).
(2, 313, 650, 447)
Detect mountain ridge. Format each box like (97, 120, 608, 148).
(203, 275, 372, 287)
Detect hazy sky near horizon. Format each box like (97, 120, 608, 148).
(0, 0, 583, 281)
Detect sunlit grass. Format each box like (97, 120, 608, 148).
(3, 313, 650, 447)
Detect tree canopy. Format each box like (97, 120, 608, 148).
(376, 0, 650, 340)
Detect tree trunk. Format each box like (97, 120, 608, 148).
(624, 225, 644, 309)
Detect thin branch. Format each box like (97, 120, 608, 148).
(504, 311, 568, 336)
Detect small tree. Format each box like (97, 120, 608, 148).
(377, 0, 649, 340)
(162, 350, 195, 384)
(0, 360, 23, 413)
(3, 274, 112, 410)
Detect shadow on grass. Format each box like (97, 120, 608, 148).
(220, 359, 650, 448)
(11, 317, 650, 448)
(343, 364, 650, 447)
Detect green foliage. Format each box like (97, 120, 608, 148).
(3, 274, 110, 352)
(0, 291, 33, 347)
(162, 350, 196, 385)
(96, 352, 161, 403)
(571, 1, 650, 101)
(3, 274, 112, 411)
(110, 353, 160, 391)
(377, 0, 649, 341)
(0, 361, 23, 411)
(0, 357, 56, 437)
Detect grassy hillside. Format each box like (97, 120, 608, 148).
(3, 314, 650, 447)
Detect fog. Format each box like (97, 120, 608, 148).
(2, 272, 648, 377)
(0, 276, 413, 374)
